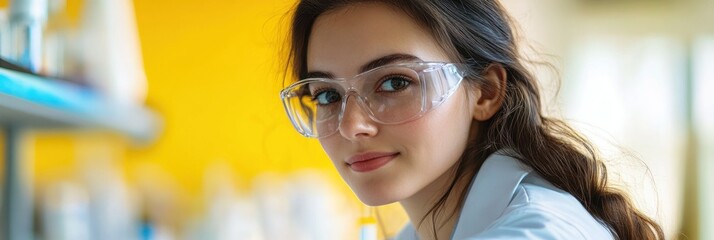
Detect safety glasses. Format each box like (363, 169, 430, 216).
(280, 62, 468, 138)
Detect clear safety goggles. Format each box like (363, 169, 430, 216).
(280, 62, 468, 138)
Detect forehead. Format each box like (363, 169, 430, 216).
(306, 2, 449, 78)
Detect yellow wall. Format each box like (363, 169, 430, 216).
(127, 0, 336, 194)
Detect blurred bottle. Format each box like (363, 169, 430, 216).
(0, 9, 6, 55)
(202, 162, 262, 240)
(41, 0, 83, 84)
(42, 182, 92, 240)
(253, 173, 294, 240)
(139, 215, 175, 240)
(2, 0, 47, 72)
(77, 138, 140, 240)
(287, 170, 347, 240)
(80, 0, 147, 105)
(359, 206, 378, 240)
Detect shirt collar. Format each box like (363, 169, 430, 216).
(395, 151, 532, 240)
(450, 151, 532, 239)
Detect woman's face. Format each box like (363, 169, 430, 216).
(307, 2, 476, 205)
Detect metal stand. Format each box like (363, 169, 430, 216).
(2, 127, 32, 240)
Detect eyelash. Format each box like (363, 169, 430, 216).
(376, 74, 414, 92)
(310, 87, 334, 101)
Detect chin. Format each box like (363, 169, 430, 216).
(357, 194, 397, 206)
(352, 185, 406, 206)
(338, 164, 412, 206)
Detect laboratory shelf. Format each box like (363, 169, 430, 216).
(0, 67, 160, 142)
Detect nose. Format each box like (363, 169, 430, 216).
(338, 94, 378, 140)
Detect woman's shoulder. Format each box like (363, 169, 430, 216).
(394, 180, 615, 240)
(474, 174, 615, 239)
(395, 153, 615, 240)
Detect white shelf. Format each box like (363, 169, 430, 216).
(0, 67, 160, 142)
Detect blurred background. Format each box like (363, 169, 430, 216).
(0, 0, 711, 239)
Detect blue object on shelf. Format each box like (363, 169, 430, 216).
(0, 66, 160, 142)
(0, 67, 98, 113)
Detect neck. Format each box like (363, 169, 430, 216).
(399, 164, 473, 240)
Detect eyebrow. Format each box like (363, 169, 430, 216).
(304, 53, 422, 79)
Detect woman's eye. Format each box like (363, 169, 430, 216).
(379, 76, 411, 92)
(314, 90, 341, 105)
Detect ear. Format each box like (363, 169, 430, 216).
(471, 64, 507, 121)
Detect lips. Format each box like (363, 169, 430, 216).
(347, 152, 399, 172)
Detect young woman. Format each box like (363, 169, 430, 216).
(279, 0, 664, 239)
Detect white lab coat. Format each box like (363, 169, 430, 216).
(395, 151, 615, 240)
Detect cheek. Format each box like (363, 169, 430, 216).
(401, 121, 468, 159)
(318, 137, 343, 165)
(390, 90, 474, 163)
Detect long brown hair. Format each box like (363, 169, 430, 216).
(285, 0, 664, 239)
